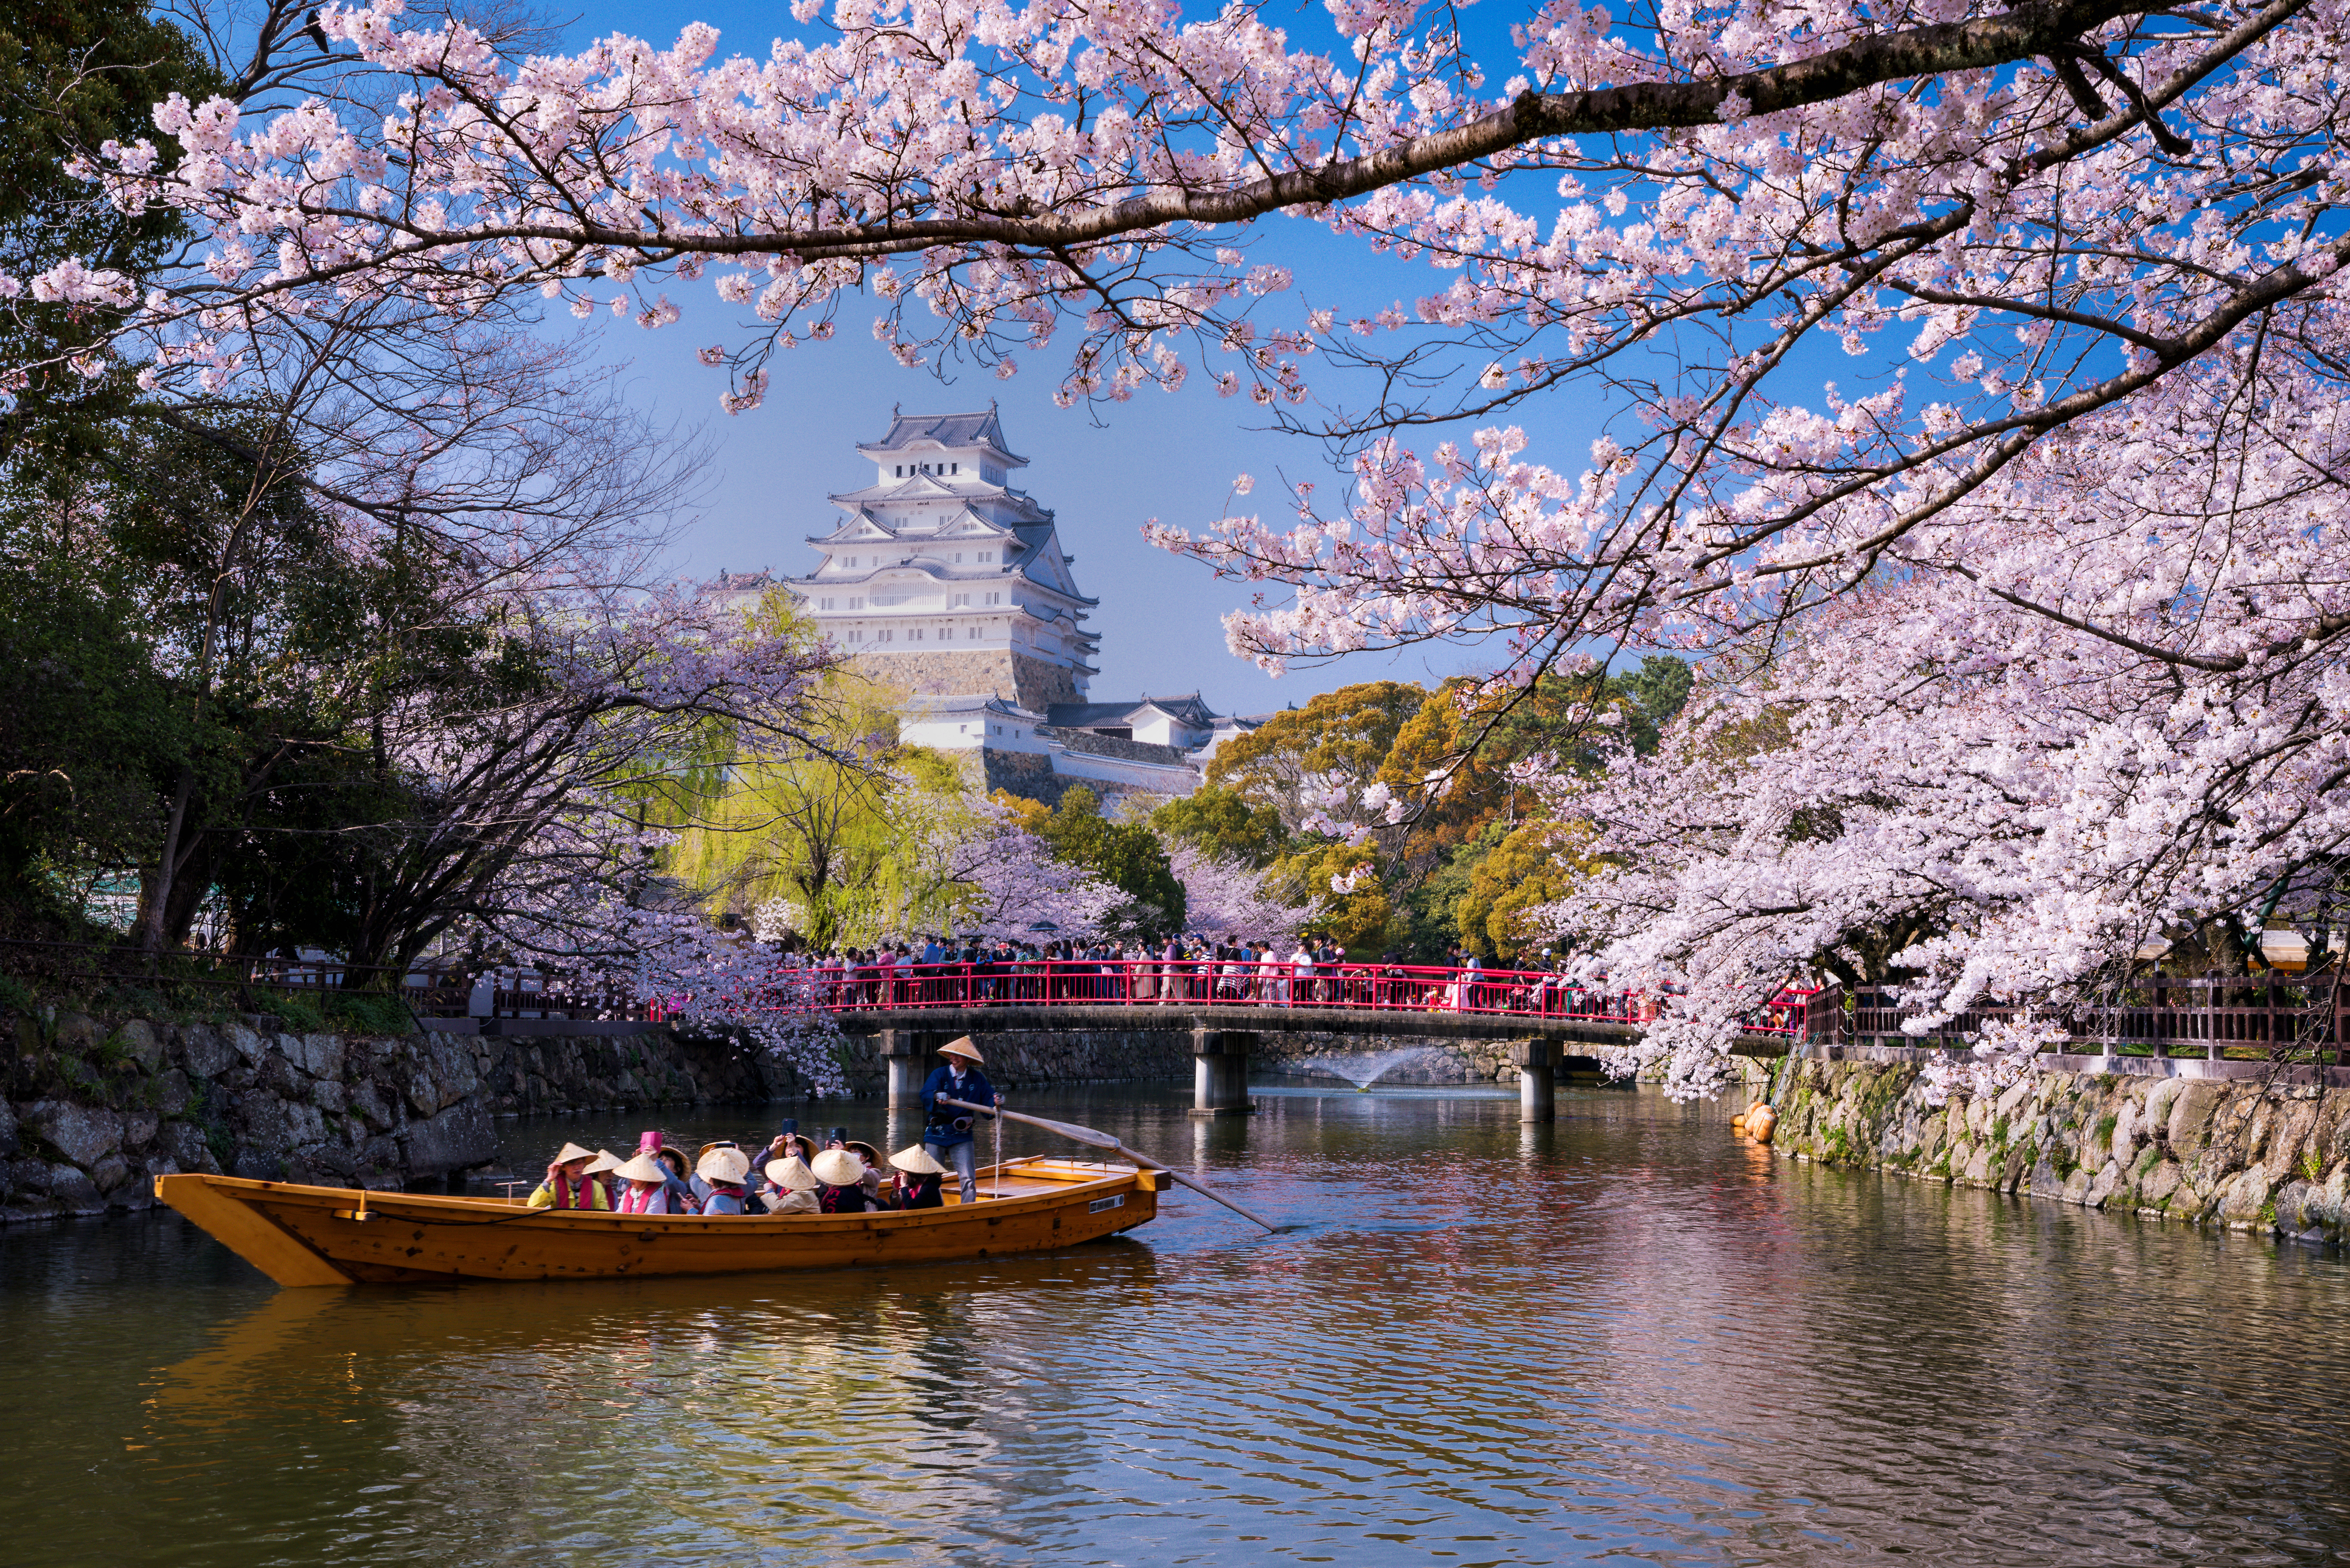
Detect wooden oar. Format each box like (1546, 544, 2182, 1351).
(937, 1096, 1279, 1232)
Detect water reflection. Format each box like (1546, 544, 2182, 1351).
(7, 1084, 2350, 1566)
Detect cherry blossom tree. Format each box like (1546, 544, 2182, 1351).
(936, 801, 1125, 940)
(21, 0, 2350, 1094)
(1170, 841, 1312, 942)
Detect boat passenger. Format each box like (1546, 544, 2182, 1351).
(920, 1036, 1001, 1206)
(762, 1156, 820, 1213)
(843, 1139, 889, 1206)
(810, 1148, 872, 1214)
(691, 1140, 745, 1209)
(695, 1147, 754, 1215)
(754, 1119, 815, 1179)
(527, 1142, 612, 1210)
(583, 1149, 625, 1207)
(614, 1152, 682, 1213)
(639, 1132, 698, 1211)
(889, 1144, 947, 1209)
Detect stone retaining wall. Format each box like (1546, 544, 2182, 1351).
(1, 1006, 789, 1224)
(1751, 1048, 2350, 1244)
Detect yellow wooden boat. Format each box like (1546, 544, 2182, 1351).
(154, 1157, 1163, 1286)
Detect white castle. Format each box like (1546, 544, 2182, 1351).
(712, 406, 1260, 800)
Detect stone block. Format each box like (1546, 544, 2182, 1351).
(7, 1157, 51, 1195)
(346, 1079, 392, 1129)
(402, 1101, 495, 1175)
(224, 1025, 270, 1068)
(312, 1078, 347, 1115)
(289, 1032, 345, 1081)
(123, 1113, 158, 1151)
(163, 1122, 221, 1176)
(23, 1101, 123, 1168)
(0, 1098, 15, 1159)
(2142, 1077, 2187, 1139)
(89, 1154, 135, 1201)
(153, 1069, 192, 1119)
(54, 1013, 100, 1052)
(173, 1025, 235, 1079)
(2139, 1158, 2184, 1208)
(2218, 1165, 2275, 1226)
(49, 1163, 103, 1214)
(119, 1019, 165, 1073)
(230, 1147, 285, 1181)
(2168, 1081, 2228, 1153)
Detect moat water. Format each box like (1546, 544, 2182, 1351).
(6, 1082, 2350, 1566)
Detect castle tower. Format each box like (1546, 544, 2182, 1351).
(785, 406, 1098, 710)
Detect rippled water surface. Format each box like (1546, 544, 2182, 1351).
(8, 1082, 2350, 1567)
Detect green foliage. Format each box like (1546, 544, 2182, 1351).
(1020, 786, 1184, 935)
(0, 0, 220, 468)
(1152, 785, 1288, 869)
(1206, 681, 1427, 831)
(268, 992, 329, 1033)
(327, 991, 414, 1036)
(1609, 656, 1695, 757)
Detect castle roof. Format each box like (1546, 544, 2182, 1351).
(857, 406, 1026, 466)
(1045, 692, 1222, 729)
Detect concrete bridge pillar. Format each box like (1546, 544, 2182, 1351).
(879, 1029, 947, 1108)
(1513, 1038, 1557, 1123)
(1191, 1028, 1257, 1117)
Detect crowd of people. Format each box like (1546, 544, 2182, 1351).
(524, 1036, 1004, 1215)
(772, 935, 1603, 1015)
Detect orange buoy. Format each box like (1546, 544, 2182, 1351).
(1746, 1103, 1778, 1144)
(1730, 1110, 1748, 1134)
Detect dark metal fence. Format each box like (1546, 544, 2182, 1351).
(1835, 971, 2346, 1062)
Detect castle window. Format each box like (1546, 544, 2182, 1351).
(951, 463, 959, 474)
(977, 551, 992, 562)
(954, 553, 962, 563)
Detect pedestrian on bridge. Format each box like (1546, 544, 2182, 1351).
(920, 1036, 1001, 1206)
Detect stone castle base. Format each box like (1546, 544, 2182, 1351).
(854, 648, 1083, 711)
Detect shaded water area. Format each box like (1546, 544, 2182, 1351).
(9, 1082, 2350, 1567)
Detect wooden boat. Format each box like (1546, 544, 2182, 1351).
(153, 1157, 1163, 1286)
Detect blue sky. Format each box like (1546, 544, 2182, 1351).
(541, 0, 1623, 716)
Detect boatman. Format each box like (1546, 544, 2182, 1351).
(919, 1036, 1001, 1206)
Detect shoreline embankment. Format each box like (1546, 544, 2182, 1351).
(1745, 1047, 2350, 1244)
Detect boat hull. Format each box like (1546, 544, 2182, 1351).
(155, 1159, 1163, 1286)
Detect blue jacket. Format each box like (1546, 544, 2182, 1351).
(921, 1064, 997, 1148)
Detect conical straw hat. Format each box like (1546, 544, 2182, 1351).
(553, 1141, 597, 1165)
(889, 1144, 947, 1174)
(939, 1035, 984, 1064)
(583, 1149, 624, 1174)
(697, 1147, 751, 1183)
(765, 1156, 819, 1192)
(810, 1149, 864, 1187)
(615, 1152, 669, 1184)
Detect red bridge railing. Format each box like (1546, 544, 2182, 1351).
(736, 959, 1823, 1034)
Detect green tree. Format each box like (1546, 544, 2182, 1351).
(1452, 819, 1594, 963)
(1006, 786, 1184, 935)
(1151, 784, 1287, 869)
(1204, 681, 1427, 833)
